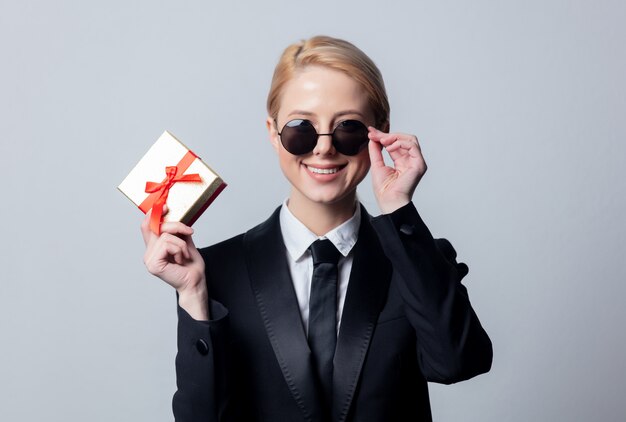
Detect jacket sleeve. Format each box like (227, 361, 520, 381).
(370, 202, 493, 384)
(172, 297, 230, 422)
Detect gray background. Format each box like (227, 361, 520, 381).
(1, 0, 624, 421)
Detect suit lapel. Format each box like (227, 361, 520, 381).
(244, 207, 323, 422)
(332, 207, 392, 422)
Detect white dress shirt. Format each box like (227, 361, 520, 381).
(279, 199, 361, 337)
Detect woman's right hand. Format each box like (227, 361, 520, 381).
(141, 209, 209, 320)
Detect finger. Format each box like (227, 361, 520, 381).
(142, 210, 193, 246)
(141, 209, 155, 246)
(387, 145, 426, 170)
(378, 133, 417, 147)
(385, 140, 426, 170)
(159, 235, 190, 264)
(163, 242, 185, 265)
(368, 139, 386, 169)
(182, 234, 199, 258)
(144, 233, 191, 266)
(160, 233, 191, 260)
(162, 203, 169, 216)
(367, 126, 388, 141)
(144, 239, 184, 274)
(160, 221, 194, 237)
(385, 139, 421, 155)
(179, 237, 191, 260)
(184, 233, 197, 248)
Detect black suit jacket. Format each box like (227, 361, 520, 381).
(173, 202, 492, 422)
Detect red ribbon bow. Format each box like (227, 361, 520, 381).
(140, 151, 202, 235)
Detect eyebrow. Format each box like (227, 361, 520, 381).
(286, 109, 367, 119)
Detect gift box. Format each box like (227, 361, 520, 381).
(118, 130, 226, 234)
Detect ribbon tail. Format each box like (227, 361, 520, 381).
(174, 174, 202, 183)
(149, 200, 164, 235)
(145, 181, 162, 193)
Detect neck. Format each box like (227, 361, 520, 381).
(287, 190, 357, 236)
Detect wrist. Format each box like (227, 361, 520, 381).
(378, 197, 411, 215)
(177, 279, 209, 320)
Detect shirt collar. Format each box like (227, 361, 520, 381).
(279, 199, 361, 262)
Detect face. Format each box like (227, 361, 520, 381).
(267, 66, 374, 209)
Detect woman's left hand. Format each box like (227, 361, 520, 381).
(368, 127, 427, 214)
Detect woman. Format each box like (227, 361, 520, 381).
(141, 35, 492, 422)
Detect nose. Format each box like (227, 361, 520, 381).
(313, 133, 335, 156)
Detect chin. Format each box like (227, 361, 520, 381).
(300, 186, 358, 206)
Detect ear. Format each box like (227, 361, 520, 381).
(266, 117, 280, 153)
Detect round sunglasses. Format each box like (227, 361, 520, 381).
(277, 119, 370, 156)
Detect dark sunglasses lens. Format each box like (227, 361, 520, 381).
(280, 119, 318, 155)
(333, 120, 369, 155)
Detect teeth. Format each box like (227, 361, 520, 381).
(308, 166, 339, 174)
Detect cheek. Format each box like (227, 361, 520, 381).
(349, 153, 371, 181)
(355, 152, 371, 172)
(277, 148, 300, 172)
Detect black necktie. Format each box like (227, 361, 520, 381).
(308, 239, 341, 413)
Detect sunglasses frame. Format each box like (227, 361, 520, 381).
(276, 118, 370, 156)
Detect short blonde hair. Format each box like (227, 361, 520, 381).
(267, 35, 390, 129)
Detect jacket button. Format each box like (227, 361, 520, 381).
(196, 339, 209, 355)
(399, 224, 416, 236)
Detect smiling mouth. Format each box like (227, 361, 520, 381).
(306, 164, 346, 174)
